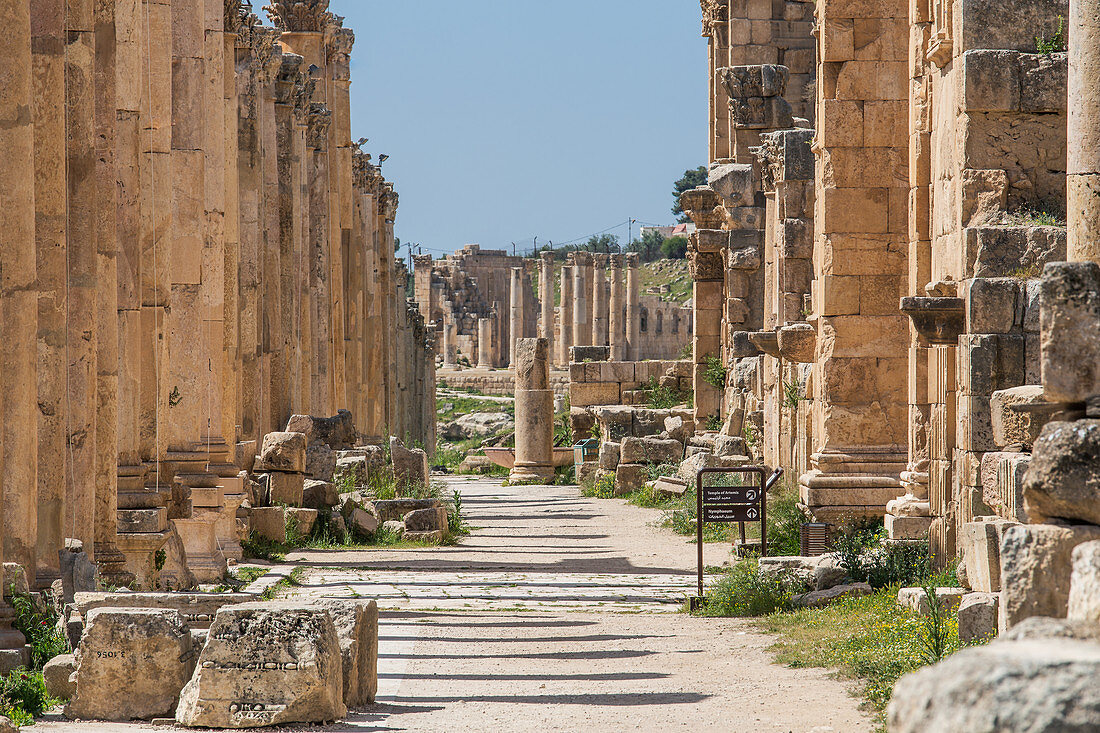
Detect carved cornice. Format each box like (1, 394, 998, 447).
(679, 186, 726, 229)
(234, 11, 263, 48)
(379, 184, 399, 221)
(274, 53, 303, 105)
(352, 152, 382, 190)
(293, 73, 317, 122)
(624, 253, 639, 269)
(264, 0, 332, 33)
(325, 26, 354, 64)
(306, 103, 331, 148)
(224, 0, 249, 33)
(688, 239, 725, 282)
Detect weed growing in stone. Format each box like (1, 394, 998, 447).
(582, 472, 617, 499)
(918, 582, 960, 665)
(1036, 15, 1067, 53)
(702, 355, 727, 390)
(10, 593, 67, 671)
(0, 670, 56, 725)
(697, 558, 798, 617)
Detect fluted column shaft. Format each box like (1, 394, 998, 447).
(558, 265, 573, 366)
(625, 254, 640, 360)
(609, 255, 625, 360)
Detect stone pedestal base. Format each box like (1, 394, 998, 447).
(0, 602, 27, 674)
(93, 543, 136, 589)
(509, 462, 556, 483)
(171, 513, 227, 584)
(798, 449, 906, 524)
(115, 531, 171, 591)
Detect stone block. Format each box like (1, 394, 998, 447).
(633, 409, 670, 437)
(570, 345, 610, 363)
(619, 437, 683, 465)
(117, 508, 167, 534)
(404, 530, 445, 544)
(255, 432, 307, 473)
(885, 514, 932, 540)
(961, 50, 1020, 112)
(958, 334, 1025, 397)
(792, 583, 872, 608)
(266, 471, 304, 507)
(990, 385, 1046, 448)
(44, 653, 76, 700)
(298, 599, 378, 708)
(250, 507, 286, 543)
(303, 480, 339, 510)
(305, 443, 337, 481)
(957, 592, 1000, 644)
(1000, 523, 1100, 628)
(988, 452, 1029, 522)
(708, 162, 755, 208)
(1024, 420, 1100, 526)
(285, 508, 318, 537)
(964, 278, 1019, 334)
(570, 382, 620, 408)
(286, 410, 356, 450)
(345, 504, 380, 538)
(959, 519, 1019, 592)
(614, 464, 649, 496)
(1040, 262, 1100, 403)
(592, 406, 633, 441)
(1069, 541, 1100, 624)
(175, 603, 346, 728)
(67, 609, 195, 721)
(598, 442, 620, 470)
(370, 498, 442, 523)
(897, 587, 966, 616)
(73, 592, 252, 630)
(390, 437, 429, 490)
(403, 507, 448, 533)
(887, 639, 1100, 733)
(967, 226, 1067, 280)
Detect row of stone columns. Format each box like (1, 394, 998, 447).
(550, 252, 640, 363)
(0, 0, 433, 595)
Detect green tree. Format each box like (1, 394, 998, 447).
(672, 166, 708, 223)
(661, 235, 689, 259)
(628, 229, 666, 263)
(584, 233, 621, 253)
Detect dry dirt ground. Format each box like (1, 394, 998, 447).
(39, 476, 873, 733)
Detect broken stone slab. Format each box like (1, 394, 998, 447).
(663, 415, 691, 444)
(73, 593, 253, 631)
(1000, 522, 1100, 629)
(263, 471, 305, 507)
(60, 539, 98, 605)
(176, 603, 345, 728)
(1024, 420, 1100, 526)
(404, 530, 445, 544)
(447, 412, 514, 440)
(254, 432, 307, 474)
(303, 480, 339, 510)
(619, 437, 684, 465)
(792, 582, 872, 608)
(305, 443, 337, 482)
(250, 507, 286, 543)
(886, 494, 931, 518)
(1001, 616, 1100, 642)
(43, 653, 76, 700)
(958, 593, 1000, 644)
(342, 501, 380, 537)
(403, 507, 448, 533)
(67, 609, 195, 721)
(370, 499, 442, 523)
(2, 563, 30, 598)
(1068, 541, 1100, 624)
(296, 599, 378, 708)
(990, 385, 1046, 448)
(598, 442, 621, 471)
(674, 452, 746, 484)
(286, 410, 357, 450)
(569, 345, 610, 363)
(653, 476, 688, 499)
(897, 587, 966, 616)
(389, 437, 429, 489)
(1039, 262, 1100, 403)
(813, 558, 849, 591)
(285, 508, 319, 537)
(887, 639, 1100, 733)
(885, 514, 932, 540)
(959, 518, 1019, 592)
(714, 434, 747, 457)
(381, 520, 404, 538)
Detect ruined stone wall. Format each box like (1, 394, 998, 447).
(0, 0, 435, 595)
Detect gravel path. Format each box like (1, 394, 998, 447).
(38, 476, 873, 732)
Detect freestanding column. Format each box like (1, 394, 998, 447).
(2, 0, 39, 581)
(609, 255, 625, 360)
(0, 0, 37, 656)
(442, 311, 457, 368)
(510, 267, 524, 368)
(559, 265, 574, 366)
(539, 252, 555, 356)
(625, 253, 640, 360)
(592, 255, 609, 346)
(1069, 0, 1100, 263)
(477, 317, 493, 369)
(510, 338, 556, 482)
(572, 254, 590, 347)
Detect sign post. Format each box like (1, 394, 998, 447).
(691, 467, 784, 609)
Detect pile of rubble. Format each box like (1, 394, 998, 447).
(43, 592, 378, 727)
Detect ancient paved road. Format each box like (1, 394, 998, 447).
(39, 476, 872, 732)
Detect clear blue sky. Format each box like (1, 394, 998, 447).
(330, 0, 707, 258)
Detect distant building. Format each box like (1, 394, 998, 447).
(639, 224, 695, 240)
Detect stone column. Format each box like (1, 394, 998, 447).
(92, 0, 132, 585)
(32, 0, 67, 588)
(0, 0, 40, 638)
(592, 255, 609, 347)
(380, 187, 399, 428)
(477, 317, 493, 369)
(625, 253, 640, 360)
(510, 267, 524, 368)
(1, 0, 40, 582)
(539, 252, 555, 357)
(67, 0, 101, 557)
(442, 310, 457, 368)
(688, 233, 726, 423)
(572, 253, 591, 347)
(609, 255, 625, 360)
(510, 338, 555, 482)
(558, 265, 574, 366)
(307, 104, 333, 413)
(327, 27, 355, 416)
(1069, 0, 1100, 263)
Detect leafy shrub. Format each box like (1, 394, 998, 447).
(702, 355, 727, 390)
(0, 670, 53, 724)
(11, 593, 67, 671)
(765, 482, 809, 556)
(833, 520, 933, 588)
(698, 558, 799, 617)
(582, 472, 617, 499)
